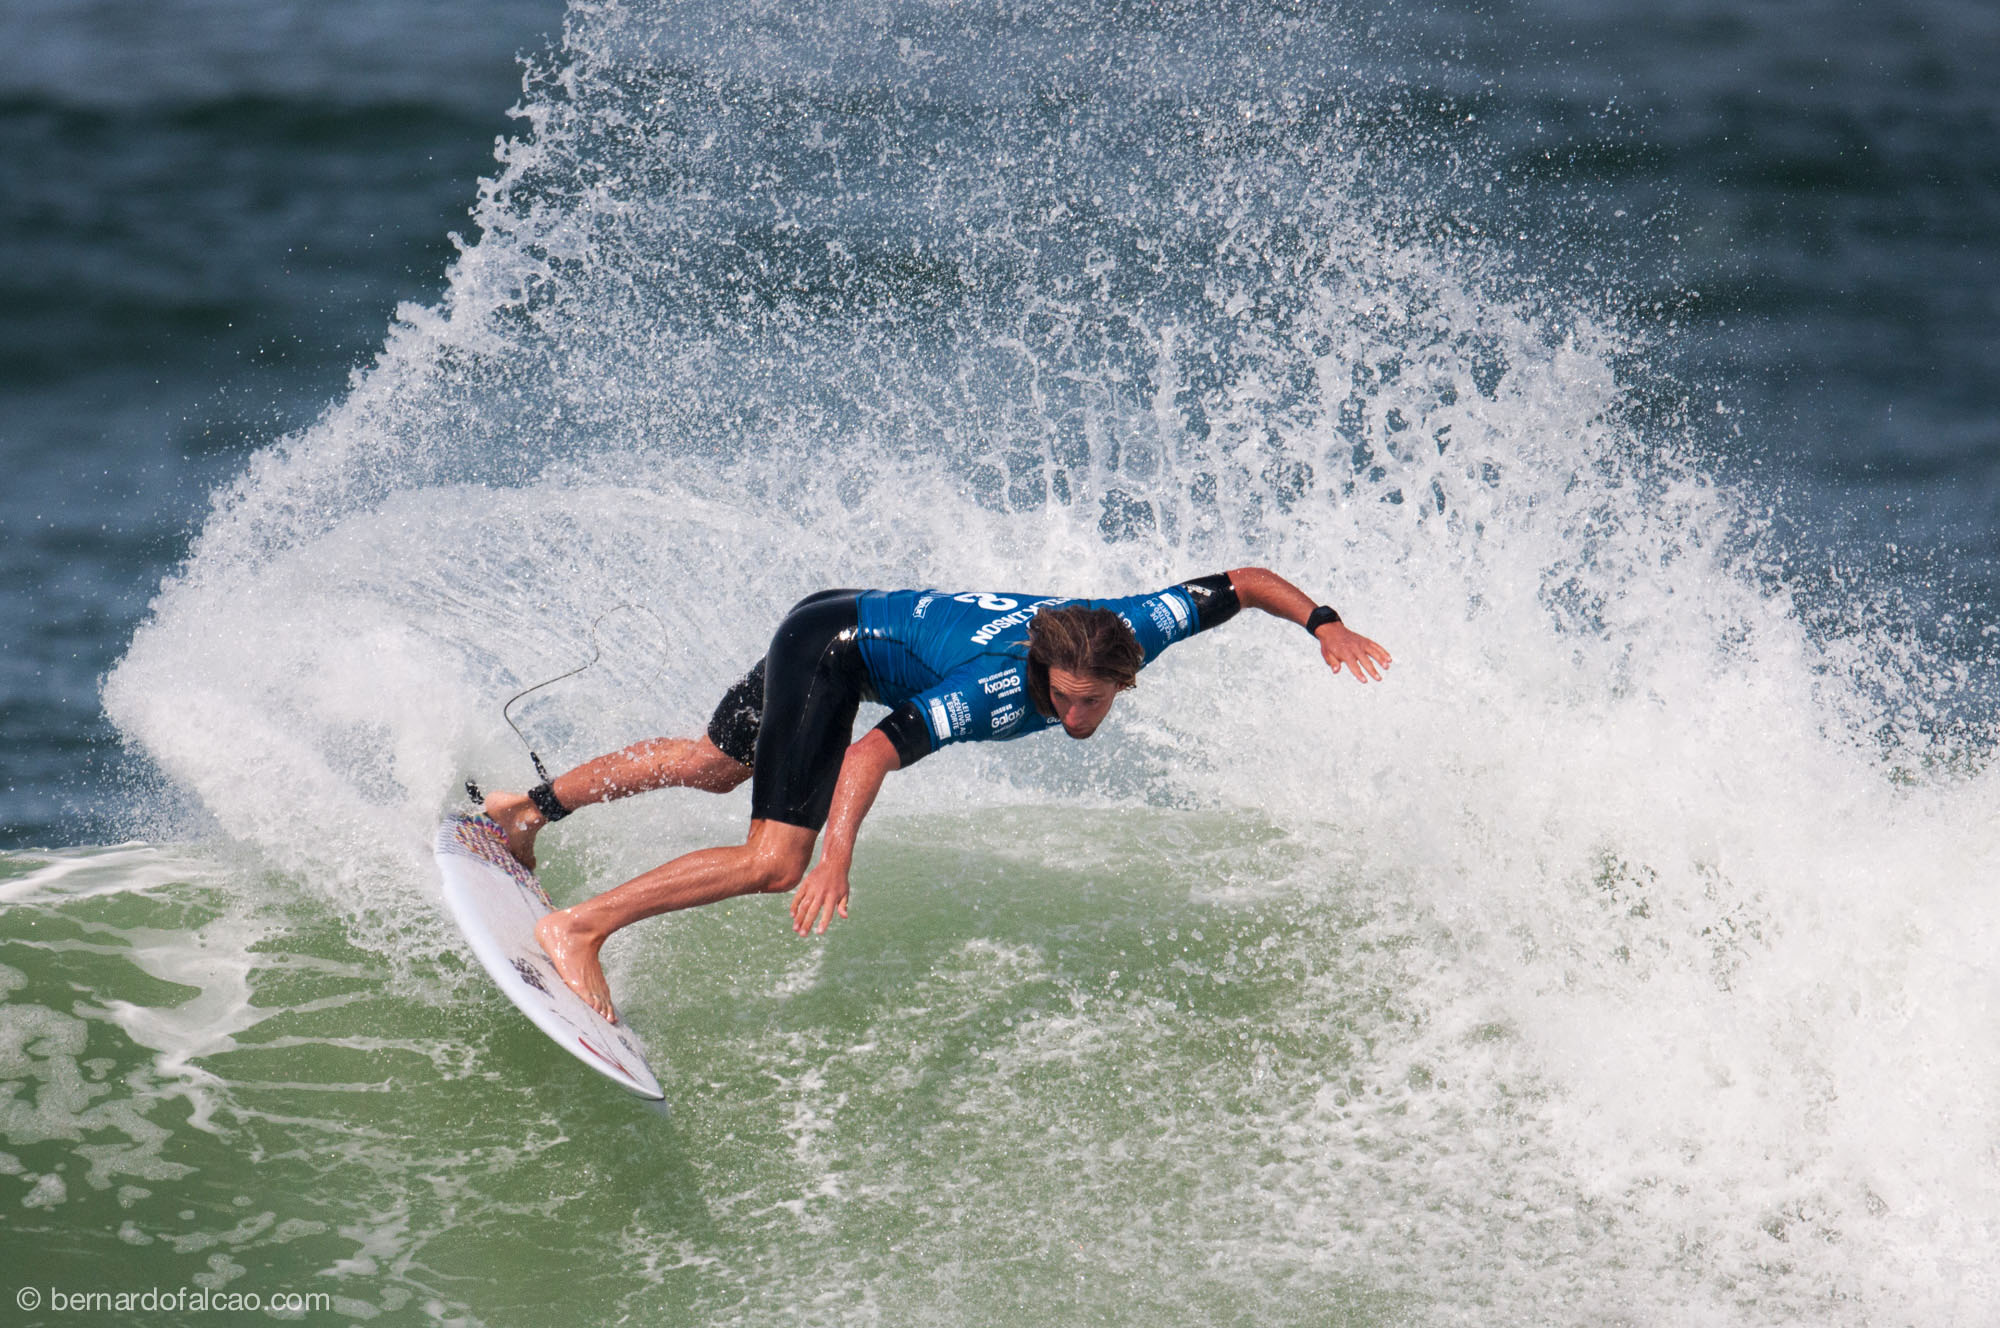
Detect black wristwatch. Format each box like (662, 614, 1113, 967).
(1304, 605, 1342, 634)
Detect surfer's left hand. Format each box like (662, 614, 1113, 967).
(791, 862, 850, 936)
(1315, 622, 1392, 683)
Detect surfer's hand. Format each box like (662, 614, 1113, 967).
(791, 862, 850, 936)
(1316, 622, 1392, 683)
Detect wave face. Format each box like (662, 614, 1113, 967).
(96, 0, 2000, 1321)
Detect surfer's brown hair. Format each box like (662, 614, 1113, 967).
(1025, 606, 1143, 716)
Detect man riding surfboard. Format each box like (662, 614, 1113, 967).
(482, 566, 1391, 1020)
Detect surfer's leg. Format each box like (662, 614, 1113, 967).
(484, 736, 750, 868)
(530, 593, 863, 1015)
(534, 818, 815, 1019)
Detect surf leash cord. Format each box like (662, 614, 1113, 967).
(464, 603, 670, 812)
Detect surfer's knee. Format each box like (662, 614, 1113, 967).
(749, 852, 807, 895)
(740, 820, 815, 894)
(743, 863, 801, 895)
(741, 843, 810, 895)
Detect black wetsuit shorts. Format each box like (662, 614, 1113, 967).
(705, 590, 870, 832)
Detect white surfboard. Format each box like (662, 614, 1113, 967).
(432, 813, 664, 1099)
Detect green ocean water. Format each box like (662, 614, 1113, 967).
(1, 810, 1470, 1326)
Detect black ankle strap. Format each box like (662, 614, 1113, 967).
(528, 782, 571, 822)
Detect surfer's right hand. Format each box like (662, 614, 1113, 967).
(1315, 621, 1393, 683)
(791, 861, 850, 936)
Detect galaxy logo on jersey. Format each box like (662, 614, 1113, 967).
(990, 701, 1025, 733)
(979, 670, 1022, 698)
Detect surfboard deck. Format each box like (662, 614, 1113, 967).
(432, 813, 665, 1099)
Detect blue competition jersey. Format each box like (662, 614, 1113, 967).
(854, 581, 1228, 758)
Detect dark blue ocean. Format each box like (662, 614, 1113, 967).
(4, 1, 1999, 1323)
(7, 0, 1997, 847)
(3, 0, 569, 843)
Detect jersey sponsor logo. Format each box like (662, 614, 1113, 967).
(953, 592, 1018, 612)
(914, 594, 937, 618)
(928, 692, 975, 740)
(1149, 592, 1191, 640)
(979, 669, 1022, 697)
(990, 701, 1025, 732)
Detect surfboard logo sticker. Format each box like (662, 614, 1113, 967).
(511, 956, 550, 994)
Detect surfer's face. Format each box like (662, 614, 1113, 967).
(1047, 667, 1119, 738)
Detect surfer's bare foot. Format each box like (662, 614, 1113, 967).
(482, 792, 544, 870)
(536, 909, 618, 1023)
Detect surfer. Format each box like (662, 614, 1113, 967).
(483, 568, 1391, 1020)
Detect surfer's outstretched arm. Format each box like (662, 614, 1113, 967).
(790, 729, 900, 936)
(1225, 566, 1393, 682)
